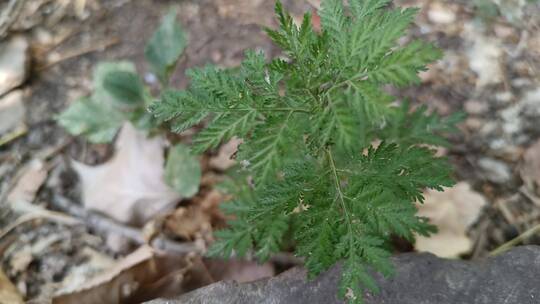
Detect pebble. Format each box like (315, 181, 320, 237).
(464, 100, 488, 115)
(465, 117, 484, 131)
(494, 91, 514, 105)
(0, 35, 29, 96)
(478, 157, 512, 184)
(0, 90, 25, 135)
(428, 4, 456, 24)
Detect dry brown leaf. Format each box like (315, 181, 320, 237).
(164, 206, 212, 241)
(208, 137, 242, 171)
(521, 139, 540, 196)
(73, 123, 181, 226)
(52, 245, 213, 304)
(0, 266, 24, 304)
(415, 182, 487, 258)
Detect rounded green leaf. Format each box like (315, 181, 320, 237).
(102, 70, 145, 107)
(165, 143, 201, 197)
(144, 9, 187, 83)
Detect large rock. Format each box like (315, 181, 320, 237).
(0, 35, 29, 96)
(148, 246, 540, 304)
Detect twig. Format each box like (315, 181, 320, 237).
(489, 223, 540, 256)
(0, 0, 25, 38)
(520, 186, 540, 208)
(0, 125, 27, 147)
(37, 37, 120, 71)
(494, 198, 516, 225)
(52, 195, 200, 255)
(0, 210, 80, 240)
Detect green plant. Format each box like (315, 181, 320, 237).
(152, 0, 462, 302)
(57, 10, 201, 197)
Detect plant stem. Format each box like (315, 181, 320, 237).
(326, 148, 355, 251)
(489, 223, 540, 256)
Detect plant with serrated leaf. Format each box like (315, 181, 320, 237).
(151, 1, 463, 302)
(150, 0, 463, 302)
(57, 10, 200, 197)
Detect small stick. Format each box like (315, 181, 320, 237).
(52, 195, 200, 255)
(489, 223, 540, 256)
(37, 37, 120, 71)
(519, 186, 540, 208)
(0, 125, 27, 147)
(0, 211, 80, 240)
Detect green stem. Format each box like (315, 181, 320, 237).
(326, 148, 355, 252)
(489, 223, 540, 256)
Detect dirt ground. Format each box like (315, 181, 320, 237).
(1, 0, 540, 302)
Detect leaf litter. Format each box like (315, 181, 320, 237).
(72, 123, 181, 226)
(415, 182, 487, 258)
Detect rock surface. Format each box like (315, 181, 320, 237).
(0, 35, 29, 96)
(148, 246, 540, 304)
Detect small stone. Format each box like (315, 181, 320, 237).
(0, 36, 29, 96)
(465, 117, 483, 130)
(478, 157, 512, 184)
(0, 90, 25, 135)
(428, 4, 456, 24)
(464, 100, 488, 115)
(495, 91, 514, 104)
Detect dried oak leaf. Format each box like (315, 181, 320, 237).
(52, 245, 213, 304)
(164, 206, 212, 241)
(415, 182, 487, 258)
(208, 137, 242, 171)
(73, 123, 181, 226)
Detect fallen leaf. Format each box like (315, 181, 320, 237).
(0, 266, 24, 304)
(209, 137, 242, 171)
(52, 245, 212, 304)
(415, 182, 487, 258)
(164, 206, 212, 241)
(73, 123, 181, 226)
(521, 139, 540, 196)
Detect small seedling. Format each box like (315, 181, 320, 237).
(58, 10, 201, 198)
(58, 1, 463, 302)
(152, 0, 462, 303)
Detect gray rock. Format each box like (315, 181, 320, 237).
(478, 157, 512, 184)
(147, 246, 540, 304)
(0, 35, 29, 96)
(0, 90, 25, 135)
